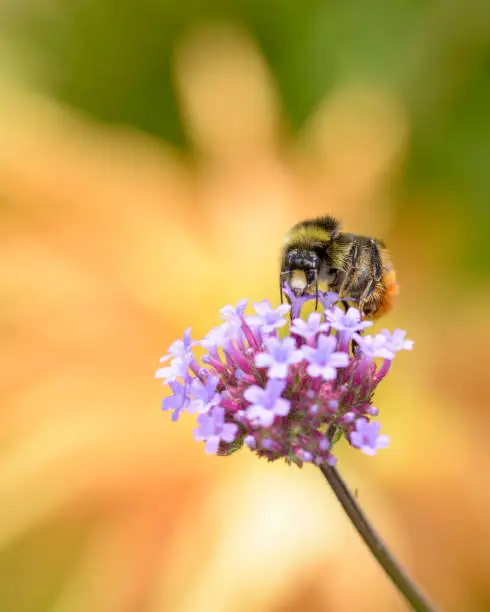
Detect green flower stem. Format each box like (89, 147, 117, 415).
(320, 464, 438, 612)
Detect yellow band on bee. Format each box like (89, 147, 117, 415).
(286, 226, 332, 245)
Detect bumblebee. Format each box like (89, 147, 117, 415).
(280, 215, 398, 319)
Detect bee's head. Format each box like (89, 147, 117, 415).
(283, 248, 320, 297)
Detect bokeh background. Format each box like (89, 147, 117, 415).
(1, 1, 490, 611)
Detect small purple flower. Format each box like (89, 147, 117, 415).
(380, 329, 414, 353)
(159, 328, 193, 362)
(326, 306, 373, 335)
(220, 299, 248, 324)
(155, 328, 195, 382)
(318, 292, 339, 311)
(200, 322, 239, 350)
(283, 286, 313, 319)
(350, 418, 390, 456)
(245, 300, 290, 333)
(155, 354, 192, 383)
(244, 379, 291, 426)
(319, 438, 330, 452)
(162, 380, 190, 421)
(261, 439, 275, 450)
(187, 375, 219, 414)
(193, 406, 239, 454)
(255, 337, 304, 379)
(339, 411, 356, 424)
(244, 434, 257, 449)
(302, 335, 349, 380)
(290, 312, 329, 340)
(354, 333, 395, 360)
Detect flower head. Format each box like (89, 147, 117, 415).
(326, 306, 373, 335)
(245, 300, 290, 333)
(187, 376, 219, 414)
(162, 379, 190, 422)
(193, 406, 239, 454)
(290, 312, 329, 340)
(200, 322, 238, 350)
(220, 299, 248, 324)
(244, 379, 291, 426)
(380, 329, 414, 353)
(156, 328, 199, 383)
(349, 418, 390, 456)
(156, 288, 411, 467)
(318, 292, 340, 311)
(302, 335, 349, 380)
(255, 336, 303, 379)
(155, 355, 191, 384)
(355, 333, 396, 360)
(159, 328, 194, 362)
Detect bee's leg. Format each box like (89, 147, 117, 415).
(369, 239, 383, 286)
(336, 275, 352, 312)
(331, 269, 348, 304)
(315, 275, 319, 310)
(280, 269, 288, 304)
(358, 241, 383, 317)
(335, 241, 359, 307)
(358, 281, 376, 318)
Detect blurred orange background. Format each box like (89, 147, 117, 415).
(1, 4, 490, 612)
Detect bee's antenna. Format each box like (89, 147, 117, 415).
(280, 282, 284, 304)
(315, 274, 319, 310)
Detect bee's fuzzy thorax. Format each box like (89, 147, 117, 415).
(285, 215, 340, 248)
(285, 226, 334, 248)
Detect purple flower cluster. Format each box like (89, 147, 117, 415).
(155, 289, 413, 467)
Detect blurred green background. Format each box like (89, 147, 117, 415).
(1, 1, 490, 611)
(5, 0, 490, 214)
